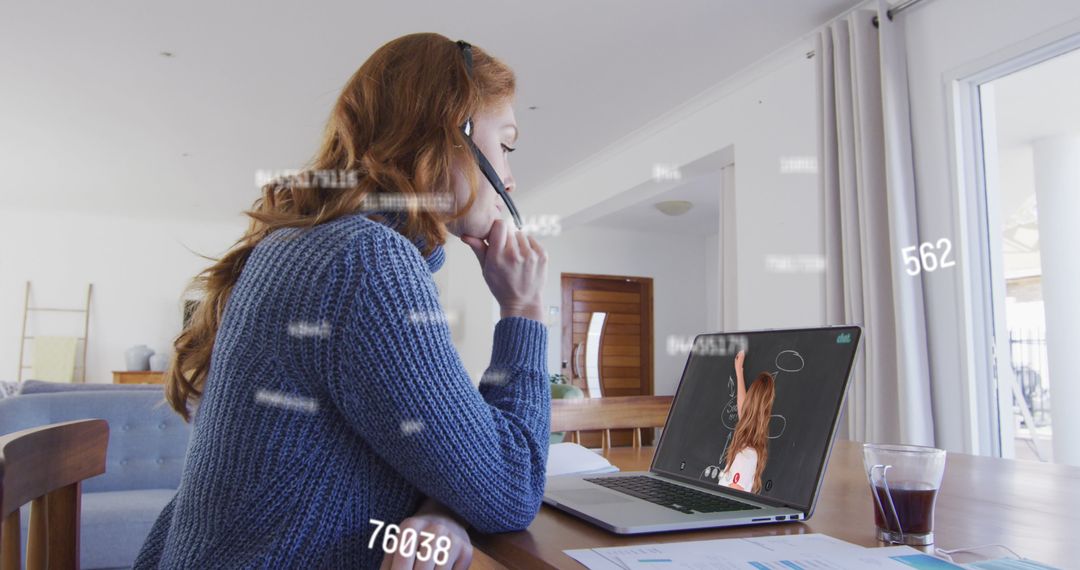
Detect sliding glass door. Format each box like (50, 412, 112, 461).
(977, 46, 1080, 464)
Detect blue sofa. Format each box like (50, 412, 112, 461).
(0, 381, 191, 569)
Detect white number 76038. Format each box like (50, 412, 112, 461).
(368, 518, 452, 564)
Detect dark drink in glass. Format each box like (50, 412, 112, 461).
(863, 444, 946, 545)
(871, 481, 938, 534)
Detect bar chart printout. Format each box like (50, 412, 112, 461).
(563, 535, 982, 570)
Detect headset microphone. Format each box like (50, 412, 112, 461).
(456, 39, 524, 230)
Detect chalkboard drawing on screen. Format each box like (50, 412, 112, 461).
(701, 348, 803, 493)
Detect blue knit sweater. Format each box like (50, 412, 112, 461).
(133, 212, 551, 568)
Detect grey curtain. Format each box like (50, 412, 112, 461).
(816, 1, 935, 445)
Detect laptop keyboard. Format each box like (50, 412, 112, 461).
(584, 475, 761, 515)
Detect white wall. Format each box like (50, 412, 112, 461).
(518, 43, 824, 334)
(705, 232, 721, 332)
(0, 12, 822, 402)
(0, 206, 537, 392)
(30, 2, 1079, 451)
(543, 226, 709, 396)
(435, 0, 1080, 457)
(435, 43, 826, 395)
(0, 207, 246, 384)
(902, 0, 1080, 453)
(431, 226, 710, 397)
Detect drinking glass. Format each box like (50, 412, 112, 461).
(862, 443, 946, 546)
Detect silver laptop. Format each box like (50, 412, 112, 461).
(543, 325, 862, 534)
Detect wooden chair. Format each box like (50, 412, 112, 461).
(1, 419, 109, 570)
(551, 395, 673, 452)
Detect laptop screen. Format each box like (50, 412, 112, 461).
(651, 326, 861, 512)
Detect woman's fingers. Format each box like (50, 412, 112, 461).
(406, 524, 440, 570)
(478, 220, 549, 316)
(433, 523, 467, 570)
(526, 234, 546, 260)
(383, 518, 442, 570)
(527, 235, 548, 275)
(515, 230, 531, 262)
(487, 218, 509, 261)
(405, 523, 438, 570)
(371, 511, 481, 570)
(450, 542, 474, 570)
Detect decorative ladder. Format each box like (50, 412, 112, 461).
(16, 281, 93, 383)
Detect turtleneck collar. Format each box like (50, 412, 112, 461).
(421, 239, 446, 274)
(365, 210, 446, 274)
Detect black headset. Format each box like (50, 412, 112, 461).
(456, 40, 523, 230)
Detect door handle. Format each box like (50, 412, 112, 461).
(572, 342, 585, 379)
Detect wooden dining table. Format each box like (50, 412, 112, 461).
(468, 440, 1079, 569)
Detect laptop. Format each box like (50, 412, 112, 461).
(543, 325, 862, 534)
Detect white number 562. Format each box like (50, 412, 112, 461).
(901, 238, 955, 276)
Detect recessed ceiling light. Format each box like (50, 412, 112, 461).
(655, 200, 693, 216)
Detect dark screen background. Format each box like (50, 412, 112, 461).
(652, 327, 860, 509)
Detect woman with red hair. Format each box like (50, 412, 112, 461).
(135, 33, 547, 569)
(718, 350, 776, 494)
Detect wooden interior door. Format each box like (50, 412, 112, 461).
(560, 273, 654, 447)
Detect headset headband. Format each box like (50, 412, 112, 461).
(455, 40, 523, 230)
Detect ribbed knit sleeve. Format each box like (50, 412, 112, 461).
(327, 228, 551, 534)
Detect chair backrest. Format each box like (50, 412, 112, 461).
(0, 391, 190, 493)
(551, 395, 673, 451)
(1, 419, 108, 570)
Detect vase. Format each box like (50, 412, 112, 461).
(125, 345, 153, 371)
(149, 351, 170, 372)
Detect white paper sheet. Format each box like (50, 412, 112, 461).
(547, 442, 620, 477)
(564, 534, 1059, 570)
(614, 543, 968, 570)
(564, 534, 863, 570)
(563, 534, 967, 570)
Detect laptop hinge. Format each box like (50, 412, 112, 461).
(650, 469, 801, 511)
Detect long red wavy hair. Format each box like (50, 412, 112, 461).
(725, 372, 776, 493)
(165, 33, 516, 421)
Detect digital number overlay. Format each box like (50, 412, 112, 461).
(368, 518, 453, 565)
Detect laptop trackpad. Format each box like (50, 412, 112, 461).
(556, 489, 636, 505)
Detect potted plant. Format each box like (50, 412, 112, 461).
(550, 373, 584, 443)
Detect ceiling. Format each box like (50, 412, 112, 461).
(992, 46, 1080, 149)
(589, 170, 724, 236)
(0, 0, 861, 223)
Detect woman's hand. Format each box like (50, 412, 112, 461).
(734, 350, 747, 419)
(462, 218, 548, 322)
(378, 510, 473, 570)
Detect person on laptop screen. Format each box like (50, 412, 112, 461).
(716, 350, 776, 493)
(545, 326, 861, 535)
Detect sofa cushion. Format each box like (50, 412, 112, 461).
(19, 488, 176, 570)
(20, 379, 165, 394)
(0, 391, 191, 492)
